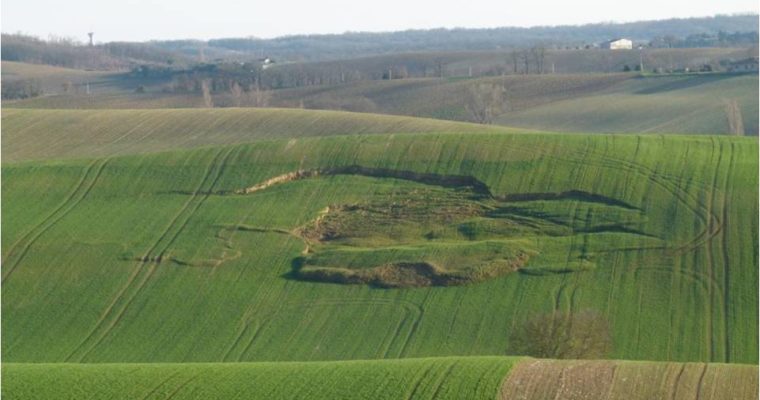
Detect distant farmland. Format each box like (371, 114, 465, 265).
(5, 57, 757, 135)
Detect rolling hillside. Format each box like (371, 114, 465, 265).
(1, 108, 513, 162)
(9, 71, 755, 135)
(3, 129, 757, 366)
(3, 358, 756, 400)
(496, 73, 759, 135)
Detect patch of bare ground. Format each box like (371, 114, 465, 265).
(499, 359, 759, 400)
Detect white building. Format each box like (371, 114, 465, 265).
(261, 57, 275, 70)
(601, 38, 633, 50)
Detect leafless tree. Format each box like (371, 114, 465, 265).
(510, 50, 519, 74)
(465, 82, 507, 124)
(508, 309, 612, 359)
(230, 82, 243, 107)
(249, 83, 271, 107)
(435, 59, 444, 78)
(520, 50, 531, 74)
(201, 79, 213, 108)
(531, 45, 547, 74)
(724, 99, 745, 135)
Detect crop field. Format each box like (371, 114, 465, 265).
(2, 105, 757, 398)
(500, 359, 758, 400)
(3, 357, 519, 400)
(4, 357, 756, 400)
(7, 64, 757, 136)
(1, 108, 512, 162)
(3, 127, 757, 366)
(496, 73, 759, 135)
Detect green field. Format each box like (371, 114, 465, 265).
(4, 357, 756, 400)
(3, 123, 757, 362)
(3, 107, 758, 398)
(3, 357, 519, 400)
(1, 108, 512, 162)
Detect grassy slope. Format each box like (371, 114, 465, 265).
(3, 132, 757, 365)
(3, 358, 756, 400)
(3, 357, 518, 400)
(1, 108, 512, 163)
(496, 73, 759, 135)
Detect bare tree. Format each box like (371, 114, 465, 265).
(435, 59, 444, 78)
(531, 45, 546, 74)
(201, 79, 213, 108)
(508, 309, 612, 359)
(520, 50, 531, 74)
(724, 99, 745, 135)
(465, 82, 507, 124)
(249, 83, 271, 107)
(230, 82, 243, 107)
(510, 50, 519, 74)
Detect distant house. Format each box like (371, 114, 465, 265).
(261, 57, 275, 70)
(601, 38, 633, 50)
(728, 58, 759, 73)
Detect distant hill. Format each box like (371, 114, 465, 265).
(3, 15, 757, 69)
(181, 14, 759, 62)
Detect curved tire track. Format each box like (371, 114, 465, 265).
(2, 158, 109, 284)
(65, 148, 235, 362)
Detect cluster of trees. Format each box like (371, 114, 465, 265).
(153, 14, 757, 63)
(2, 79, 42, 100)
(508, 46, 549, 74)
(2, 34, 188, 70)
(650, 30, 758, 48)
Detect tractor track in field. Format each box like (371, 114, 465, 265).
(65, 148, 235, 362)
(695, 364, 709, 400)
(720, 142, 735, 362)
(428, 362, 457, 400)
(403, 363, 437, 400)
(164, 373, 202, 400)
(704, 137, 721, 361)
(228, 297, 424, 361)
(397, 291, 431, 358)
(137, 370, 183, 400)
(2, 158, 110, 284)
(670, 364, 686, 400)
(544, 139, 730, 361)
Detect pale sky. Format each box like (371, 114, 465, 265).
(2, 0, 758, 42)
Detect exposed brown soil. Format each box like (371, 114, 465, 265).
(500, 359, 759, 400)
